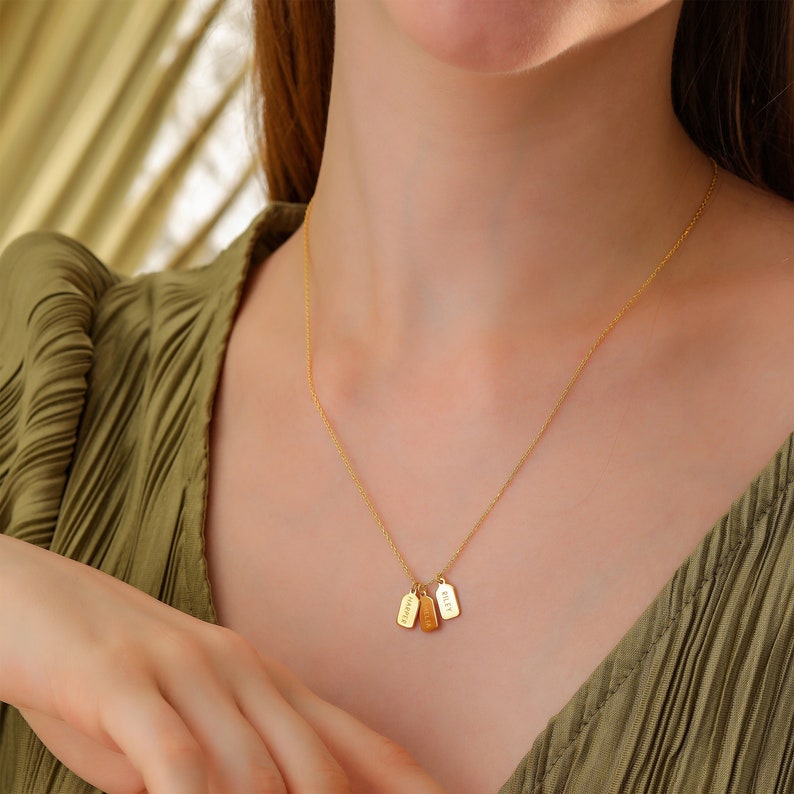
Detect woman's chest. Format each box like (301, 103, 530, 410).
(203, 465, 670, 791)
(202, 368, 786, 792)
(202, 251, 793, 790)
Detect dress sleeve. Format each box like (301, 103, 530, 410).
(0, 231, 119, 549)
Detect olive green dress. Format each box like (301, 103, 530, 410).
(1, 203, 792, 794)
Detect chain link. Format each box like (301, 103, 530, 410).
(303, 160, 719, 591)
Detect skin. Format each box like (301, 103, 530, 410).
(207, 0, 793, 790)
(1, 1, 792, 793)
(0, 534, 443, 793)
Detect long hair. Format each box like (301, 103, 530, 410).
(250, 0, 334, 204)
(251, 0, 794, 203)
(673, 0, 793, 199)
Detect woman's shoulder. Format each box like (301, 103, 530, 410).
(0, 220, 247, 429)
(0, 229, 119, 359)
(0, 231, 119, 547)
(0, 201, 299, 351)
(0, 209, 281, 557)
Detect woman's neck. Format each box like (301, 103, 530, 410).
(308, 1, 713, 362)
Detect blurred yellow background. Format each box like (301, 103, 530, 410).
(0, 0, 266, 274)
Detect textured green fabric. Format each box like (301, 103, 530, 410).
(0, 203, 792, 794)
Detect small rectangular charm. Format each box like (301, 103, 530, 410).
(419, 595, 439, 632)
(435, 580, 460, 620)
(396, 591, 420, 628)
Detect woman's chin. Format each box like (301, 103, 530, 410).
(367, 0, 677, 75)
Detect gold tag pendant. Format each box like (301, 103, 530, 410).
(435, 579, 460, 620)
(419, 594, 439, 632)
(396, 591, 420, 628)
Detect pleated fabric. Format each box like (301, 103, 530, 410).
(0, 203, 792, 794)
(501, 439, 793, 794)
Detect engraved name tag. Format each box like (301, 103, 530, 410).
(396, 591, 420, 628)
(419, 595, 439, 632)
(435, 581, 460, 620)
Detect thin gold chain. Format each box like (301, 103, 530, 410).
(303, 160, 719, 592)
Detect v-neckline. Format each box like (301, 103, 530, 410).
(193, 203, 794, 793)
(498, 434, 792, 792)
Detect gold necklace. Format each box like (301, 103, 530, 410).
(303, 159, 718, 633)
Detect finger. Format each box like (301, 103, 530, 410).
(105, 625, 348, 794)
(101, 683, 210, 794)
(157, 665, 288, 794)
(260, 659, 444, 794)
(300, 696, 446, 794)
(230, 666, 352, 793)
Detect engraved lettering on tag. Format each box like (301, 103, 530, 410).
(435, 581, 460, 620)
(396, 592, 419, 628)
(419, 595, 439, 632)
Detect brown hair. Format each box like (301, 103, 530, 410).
(251, 0, 794, 203)
(673, 0, 793, 199)
(250, 0, 334, 204)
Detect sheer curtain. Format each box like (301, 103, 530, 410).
(0, 0, 266, 275)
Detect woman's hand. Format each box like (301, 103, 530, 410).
(0, 534, 445, 793)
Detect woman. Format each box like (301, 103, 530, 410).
(1, 0, 792, 792)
